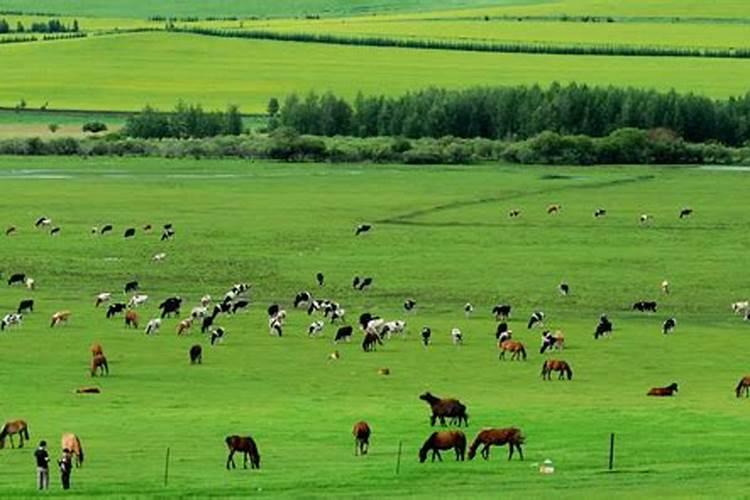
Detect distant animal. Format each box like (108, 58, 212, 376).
(191, 306, 208, 319)
(495, 322, 509, 340)
(268, 312, 285, 337)
(558, 282, 569, 296)
(508, 209, 521, 218)
(451, 327, 463, 345)
(594, 315, 613, 339)
(419, 431, 466, 463)
(594, 208, 607, 218)
(639, 214, 652, 224)
(735, 376, 750, 398)
(541, 359, 573, 380)
(95, 292, 111, 307)
(662, 317, 677, 335)
(359, 312, 379, 330)
(50, 310, 71, 327)
(647, 383, 678, 396)
(61, 433, 84, 468)
(419, 392, 468, 427)
(294, 291, 312, 309)
(498, 340, 527, 361)
(100, 224, 113, 235)
(679, 208, 693, 219)
(231, 299, 250, 314)
(527, 311, 545, 329)
(316, 272, 324, 287)
(7, 273, 25, 286)
(158, 296, 182, 318)
(225, 435, 261, 470)
(35, 216, 51, 228)
(468, 428, 524, 461)
(362, 332, 382, 352)
(177, 318, 193, 336)
(24, 277, 34, 290)
(90, 354, 108, 377)
(0, 420, 29, 449)
(380, 320, 406, 340)
(404, 299, 416, 312)
(143, 224, 152, 232)
(201, 315, 215, 334)
(5, 226, 16, 236)
(353, 421, 371, 456)
(49, 226, 61, 236)
(661, 280, 670, 295)
(124, 310, 139, 329)
(163, 223, 173, 230)
(731, 301, 749, 315)
(90, 343, 104, 357)
(1, 313, 23, 331)
(75, 387, 101, 394)
(144, 318, 161, 335)
(308, 320, 324, 337)
(210, 327, 226, 346)
(334, 325, 353, 343)
(378, 367, 390, 376)
(540, 330, 564, 353)
(189, 344, 202, 364)
(355, 224, 372, 236)
(161, 228, 175, 241)
(421, 326, 431, 346)
(547, 204, 561, 214)
(492, 304, 511, 321)
(357, 277, 373, 291)
(127, 294, 148, 308)
(124, 281, 139, 294)
(107, 303, 127, 319)
(328, 350, 340, 361)
(123, 228, 136, 238)
(632, 301, 657, 312)
(200, 295, 212, 307)
(152, 252, 167, 262)
(464, 303, 473, 318)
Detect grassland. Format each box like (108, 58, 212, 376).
(0, 157, 749, 497)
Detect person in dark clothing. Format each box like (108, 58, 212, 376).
(34, 441, 50, 490)
(58, 448, 73, 490)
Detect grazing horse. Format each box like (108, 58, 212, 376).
(225, 435, 261, 470)
(177, 318, 193, 336)
(498, 340, 527, 361)
(90, 343, 104, 357)
(547, 204, 561, 214)
(50, 310, 71, 327)
(125, 310, 139, 329)
(735, 376, 750, 398)
(0, 420, 29, 449)
(419, 392, 469, 427)
(189, 344, 202, 364)
(91, 354, 109, 377)
(647, 383, 678, 396)
(541, 360, 573, 380)
(362, 332, 382, 352)
(418, 431, 466, 463)
(353, 421, 371, 456)
(468, 428, 525, 461)
(61, 433, 84, 467)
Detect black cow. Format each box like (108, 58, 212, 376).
(357, 277, 373, 291)
(106, 303, 127, 318)
(8, 273, 25, 286)
(17, 299, 34, 314)
(355, 224, 372, 236)
(679, 208, 693, 219)
(316, 272, 324, 287)
(123, 228, 136, 238)
(633, 301, 657, 312)
(268, 304, 280, 318)
(201, 315, 215, 334)
(492, 304, 511, 321)
(159, 297, 182, 318)
(594, 315, 613, 339)
(404, 299, 416, 312)
(100, 224, 113, 235)
(189, 344, 202, 364)
(232, 299, 250, 314)
(124, 281, 139, 294)
(334, 325, 353, 343)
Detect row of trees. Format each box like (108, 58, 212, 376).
(122, 102, 243, 138)
(0, 18, 79, 34)
(275, 84, 750, 146)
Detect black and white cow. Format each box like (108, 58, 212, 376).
(100, 224, 113, 235)
(594, 315, 613, 339)
(594, 209, 607, 218)
(1, 313, 22, 331)
(123, 227, 136, 238)
(404, 299, 416, 312)
(633, 301, 657, 313)
(679, 208, 693, 219)
(334, 325, 353, 343)
(308, 320, 324, 337)
(161, 227, 175, 241)
(294, 291, 312, 309)
(357, 277, 373, 291)
(662, 317, 677, 335)
(210, 327, 226, 346)
(231, 299, 250, 314)
(464, 303, 474, 318)
(359, 312, 379, 330)
(527, 311, 545, 329)
(159, 296, 182, 318)
(8, 273, 25, 286)
(421, 326, 431, 346)
(355, 224, 372, 236)
(492, 304, 511, 321)
(17, 299, 34, 314)
(95, 292, 112, 307)
(559, 283, 570, 296)
(106, 303, 127, 318)
(35, 216, 51, 229)
(49, 227, 61, 236)
(495, 322, 509, 340)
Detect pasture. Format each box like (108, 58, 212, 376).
(0, 157, 748, 497)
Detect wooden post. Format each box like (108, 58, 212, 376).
(395, 440, 403, 475)
(164, 447, 171, 487)
(608, 433, 615, 471)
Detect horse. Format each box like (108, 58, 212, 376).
(189, 344, 202, 364)
(91, 354, 109, 377)
(362, 332, 382, 352)
(125, 310, 139, 329)
(468, 428, 525, 461)
(541, 359, 573, 380)
(647, 383, 678, 396)
(177, 318, 193, 336)
(61, 433, 84, 467)
(225, 435, 261, 470)
(50, 310, 71, 327)
(735, 376, 750, 398)
(418, 431, 466, 463)
(498, 340, 527, 361)
(353, 421, 371, 456)
(419, 392, 468, 427)
(90, 343, 104, 357)
(0, 420, 29, 449)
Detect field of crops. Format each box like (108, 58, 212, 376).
(0, 157, 748, 497)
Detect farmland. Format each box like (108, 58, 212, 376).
(0, 157, 749, 498)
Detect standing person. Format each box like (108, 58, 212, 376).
(58, 448, 73, 490)
(34, 440, 50, 490)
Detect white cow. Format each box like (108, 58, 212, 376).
(731, 301, 749, 315)
(451, 327, 463, 345)
(145, 318, 161, 335)
(95, 292, 112, 307)
(128, 294, 149, 308)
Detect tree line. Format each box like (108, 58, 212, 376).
(275, 84, 750, 146)
(0, 17, 79, 33)
(122, 102, 243, 138)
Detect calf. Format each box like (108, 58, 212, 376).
(177, 318, 193, 336)
(106, 303, 127, 319)
(334, 325, 353, 343)
(308, 320, 324, 337)
(17, 299, 34, 314)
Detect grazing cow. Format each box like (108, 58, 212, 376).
(334, 325, 353, 343)
(679, 208, 693, 219)
(100, 224, 113, 235)
(163, 223, 173, 230)
(492, 304, 511, 321)
(316, 272, 325, 287)
(508, 209, 521, 218)
(127, 294, 148, 308)
(594, 208, 607, 218)
(1, 313, 23, 331)
(380, 320, 406, 340)
(353, 421, 371, 456)
(632, 301, 657, 312)
(225, 435, 261, 470)
(268, 315, 284, 337)
(8, 273, 25, 286)
(5, 225, 16, 236)
(558, 282, 569, 296)
(352, 276, 361, 289)
(294, 291, 312, 309)
(357, 277, 373, 291)
(421, 326, 431, 346)
(76, 387, 101, 394)
(161, 228, 175, 241)
(329, 306, 345, 323)
(210, 327, 226, 346)
(661, 280, 670, 295)
(364, 318, 386, 337)
(124, 281, 139, 294)
(231, 299, 250, 314)
(355, 224, 372, 236)
(594, 314, 613, 339)
(144, 318, 161, 335)
(24, 277, 35, 290)
(159, 296, 182, 318)
(124, 310, 139, 329)
(451, 327, 463, 345)
(419, 431, 466, 463)
(308, 320, 324, 337)
(495, 322, 509, 340)
(662, 317, 677, 335)
(123, 228, 136, 238)
(202, 315, 215, 334)
(547, 204, 561, 215)
(50, 310, 71, 327)
(177, 318, 193, 336)
(152, 252, 167, 262)
(189, 344, 202, 364)
(464, 303, 473, 318)
(106, 303, 127, 319)
(95, 292, 112, 307)
(191, 306, 208, 319)
(647, 383, 678, 396)
(639, 214, 652, 224)
(419, 392, 469, 427)
(404, 299, 416, 312)
(731, 301, 749, 315)
(35, 216, 51, 228)
(49, 226, 61, 236)
(527, 311, 545, 329)
(17, 299, 33, 314)
(362, 332, 382, 352)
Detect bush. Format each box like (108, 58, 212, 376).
(82, 121, 108, 133)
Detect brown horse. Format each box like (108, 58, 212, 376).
(419, 431, 466, 463)
(541, 359, 573, 380)
(0, 420, 29, 449)
(498, 340, 527, 361)
(736, 376, 750, 398)
(91, 354, 109, 377)
(90, 343, 104, 357)
(647, 383, 678, 396)
(225, 435, 261, 470)
(50, 310, 71, 327)
(61, 433, 84, 467)
(353, 421, 371, 456)
(362, 332, 382, 352)
(177, 318, 193, 336)
(468, 428, 525, 461)
(419, 392, 469, 427)
(124, 310, 139, 329)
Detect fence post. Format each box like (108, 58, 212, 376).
(164, 447, 171, 487)
(608, 433, 615, 471)
(395, 440, 403, 475)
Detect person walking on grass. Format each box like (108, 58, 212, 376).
(58, 448, 73, 490)
(34, 440, 50, 490)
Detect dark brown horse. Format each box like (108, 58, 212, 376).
(498, 340, 527, 361)
(0, 420, 29, 449)
(647, 383, 678, 396)
(736, 376, 750, 398)
(468, 428, 524, 461)
(352, 421, 371, 456)
(362, 332, 382, 352)
(225, 435, 261, 470)
(541, 359, 573, 380)
(419, 431, 466, 462)
(91, 354, 109, 377)
(419, 392, 468, 427)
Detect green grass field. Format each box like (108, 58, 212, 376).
(0, 157, 749, 497)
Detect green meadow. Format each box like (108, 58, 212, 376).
(0, 157, 749, 497)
